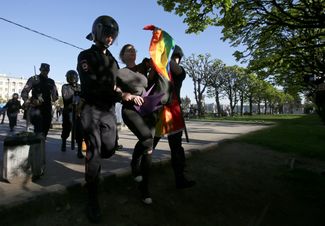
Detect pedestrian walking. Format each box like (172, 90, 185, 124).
(0, 104, 6, 124)
(3, 93, 22, 132)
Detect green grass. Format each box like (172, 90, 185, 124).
(193, 113, 325, 160)
(236, 114, 325, 160)
(199, 113, 304, 123)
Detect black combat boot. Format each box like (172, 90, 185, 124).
(61, 139, 66, 152)
(86, 182, 101, 223)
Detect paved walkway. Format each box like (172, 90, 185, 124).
(0, 114, 269, 209)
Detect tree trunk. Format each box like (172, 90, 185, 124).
(214, 91, 221, 117)
(249, 95, 253, 115)
(240, 95, 244, 116)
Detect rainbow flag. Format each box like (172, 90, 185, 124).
(143, 25, 174, 79)
(144, 25, 185, 136)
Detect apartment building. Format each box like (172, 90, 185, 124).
(0, 74, 63, 102)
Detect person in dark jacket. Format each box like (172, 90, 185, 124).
(21, 63, 58, 138)
(0, 105, 6, 124)
(77, 15, 122, 224)
(3, 93, 22, 132)
(117, 44, 161, 205)
(153, 45, 196, 189)
(60, 70, 83, 159)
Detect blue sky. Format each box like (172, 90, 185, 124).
(1, 0, 243, 103)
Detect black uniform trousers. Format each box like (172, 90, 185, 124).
(30, 105, 52, 138)
(81, 104, 117, 183)
(7, 112, 18, 130)
(61, 108, 82, 147)
(153, 130, 186, 179)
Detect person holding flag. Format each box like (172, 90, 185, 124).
(144, 26, 195, 189)
(153, 45, 195, 189)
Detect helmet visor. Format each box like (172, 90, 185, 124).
(102, 25, 118, 41)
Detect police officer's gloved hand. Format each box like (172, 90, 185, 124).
(32, 99, 41, 106)
(38, 96, 44, 103)
(23, 99, 31, 108)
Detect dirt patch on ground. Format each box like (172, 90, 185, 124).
(2, 141, 325, 226)
(188, 141, 325, 226)
(205, 141, 325, 175)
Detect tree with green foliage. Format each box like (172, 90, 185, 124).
(245, 73, 261, 115)
(157, 0, 325, 121)
(182, 53, 214, 116)
(206, 59, 226, 117)
(276, 92, 294, 114)
(222, 65, 242, 115)
(180, 96, 191, 114)
(157, 0, 232, 33)
(236, 67, 250, 115)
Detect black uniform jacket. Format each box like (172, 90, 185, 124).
(77, 45, 121, 109)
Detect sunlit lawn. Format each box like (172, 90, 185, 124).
(235, 114, 325, 160)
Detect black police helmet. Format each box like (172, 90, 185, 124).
(40, 63, 50, 71)
(172, 45, 184, 60)
(89, 15, 119, 45)
(65, 70, 79, 84)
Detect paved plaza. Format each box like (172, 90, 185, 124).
(0, 114, 269, 209)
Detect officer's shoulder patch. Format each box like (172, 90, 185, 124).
(80, 60, 89, 72)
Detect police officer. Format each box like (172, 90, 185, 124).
(153, 45, 196, 189)
(60, 70, 83, 159)
(3, 93, 22, 132)
(21, 63, 58, 138)
(77, 15, 122, 223)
